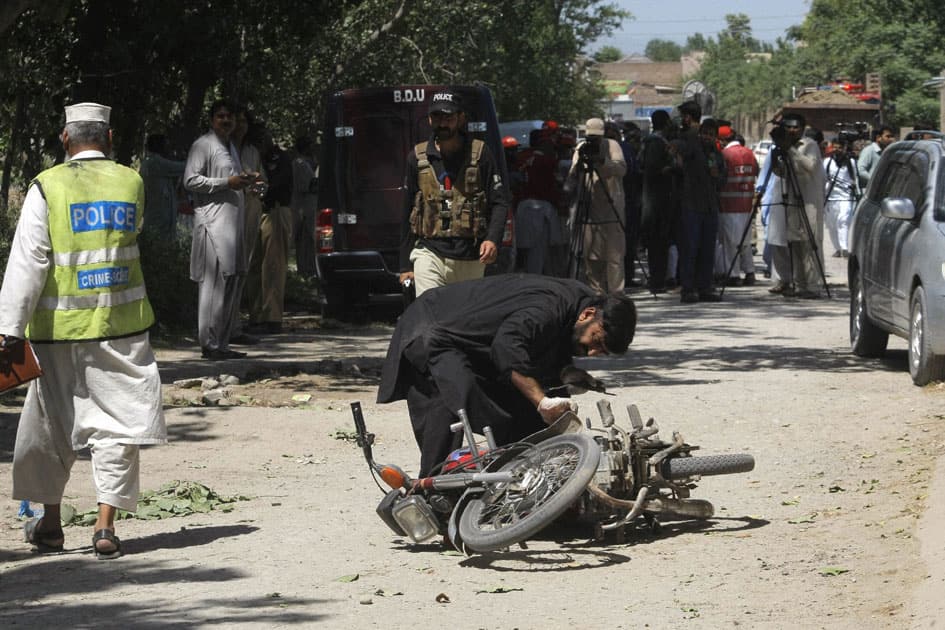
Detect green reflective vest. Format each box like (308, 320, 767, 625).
(27, 158, 155, 342)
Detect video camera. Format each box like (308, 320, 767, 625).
(577, 135, 602, 167)
(835, 122, 869, 148)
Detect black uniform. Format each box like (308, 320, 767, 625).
(377, 274, 595, 475)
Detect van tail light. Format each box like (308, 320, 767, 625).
(502, 208, 514, 247)
(317, 208, 334, 253)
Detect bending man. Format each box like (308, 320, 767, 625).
(377, 274, 636, 475)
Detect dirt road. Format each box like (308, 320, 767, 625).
(2, 254, 943, 629)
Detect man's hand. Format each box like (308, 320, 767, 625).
(537, 397, 578, 424)
(479, 240, 498, 264)
(227, 173, 253, 190)
(399, 271, 414, 286)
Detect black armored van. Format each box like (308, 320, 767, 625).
(315, 84, 512, 317)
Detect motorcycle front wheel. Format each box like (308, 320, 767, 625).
(457, 433, 598, 552)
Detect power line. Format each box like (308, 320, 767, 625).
(628, 14, 806, 24)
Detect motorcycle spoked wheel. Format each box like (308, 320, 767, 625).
(457, 433, 599, 553)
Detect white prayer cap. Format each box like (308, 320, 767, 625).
(64, 102, 111, 125)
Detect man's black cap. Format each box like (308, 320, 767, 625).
(429, 90, 463, 115)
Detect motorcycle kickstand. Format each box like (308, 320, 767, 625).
(643, 513, 661, 534)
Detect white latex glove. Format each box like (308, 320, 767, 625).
(537, 397, 579, 423)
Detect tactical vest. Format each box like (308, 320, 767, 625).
(409, 139, 487, 239)
(27, 159, 155, 342)
(719, 144, 758, 213)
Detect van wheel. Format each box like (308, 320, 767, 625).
(849, 268, 888, 357)
(909, 286, 945, 385)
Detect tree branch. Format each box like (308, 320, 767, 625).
(330, 0, 407, 87)
(400, 36, 429, 84)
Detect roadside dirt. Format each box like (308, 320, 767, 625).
(1, 252, 944, 629)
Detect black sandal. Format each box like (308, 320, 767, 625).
(24, 517, 64, 553)
(92, 528, 122, 560)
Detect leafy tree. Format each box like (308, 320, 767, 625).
(685, 33, 708, 52)
(645, 39, 682, 62)
(594, 45, 623, 63)
(793, 0, 945, 127)
(0, 0, 630, 327)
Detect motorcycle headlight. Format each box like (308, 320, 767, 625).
(391, 496, 440, 543)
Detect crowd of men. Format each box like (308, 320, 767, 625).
(499, 103, 904, 303)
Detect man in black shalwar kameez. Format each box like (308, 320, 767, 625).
(377, 274, 636, 475)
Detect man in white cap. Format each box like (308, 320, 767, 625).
(184, 98, 259, 358)
(0, 101, 166, 559)
(565, 117, 627, 293)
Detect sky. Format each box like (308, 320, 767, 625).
(593, 0, 812, 56)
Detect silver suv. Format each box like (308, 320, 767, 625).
(848, 137, 945, 385)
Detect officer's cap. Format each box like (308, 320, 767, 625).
(429, 90, 463, 115)
(65, 102, 111, 125)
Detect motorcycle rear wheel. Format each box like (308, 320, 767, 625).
(458, 433, 598, 553)
(660, 453, 755, 479)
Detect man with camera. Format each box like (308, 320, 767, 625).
(823, 134, 861, 258)
(768, 113, 826, 299)
(565, 118, 627, 294)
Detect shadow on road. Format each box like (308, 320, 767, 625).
(0, 524, 329, 626)
(459, 548, 631, 572)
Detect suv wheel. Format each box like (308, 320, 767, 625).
(908, 286, 945, 385)
(849, 268, 888, 357)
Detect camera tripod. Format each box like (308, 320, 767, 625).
(823, 147, 861, 206)
(721, 141, 831, 299)
(568, 146, 651, 294)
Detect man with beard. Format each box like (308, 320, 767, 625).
(399, 90, 510, 296)
(377, 274, 636, 476)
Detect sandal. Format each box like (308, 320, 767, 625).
(24, 517, 65, 553)
(92, 528, 122, 560)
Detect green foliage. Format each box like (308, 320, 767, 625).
(594, 45, 623, 63)
(60, 480, 250, 526)
(692, 1, 945, 129)
(138, 230, 198, 335)
(645, 39, 682, 62)
(794, 0, 945, 127)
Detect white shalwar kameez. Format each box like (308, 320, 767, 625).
(0, 151, 166, 512)
(184, 131, 246, 352)
(823, 156, 858, 253)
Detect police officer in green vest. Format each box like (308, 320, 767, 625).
(0, 102, 166, 559)
(399, 90, 510, 297)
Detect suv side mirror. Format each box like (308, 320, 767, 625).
(880, 197, 916, 221)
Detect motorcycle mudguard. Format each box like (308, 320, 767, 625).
(447, 488, 482, 553)
(376, 489, 407, 536)
(481, 411, 586, 473)
(524, 410, 584, 444)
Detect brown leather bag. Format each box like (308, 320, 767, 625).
(0, 338, 44, 394)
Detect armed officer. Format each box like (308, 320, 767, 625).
(399, 90, 510, 296)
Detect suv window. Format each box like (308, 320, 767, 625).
(897, 151, 929, 213)
(868, 150, 901, 201)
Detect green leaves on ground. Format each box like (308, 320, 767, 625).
(60, 480, 251, 526)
